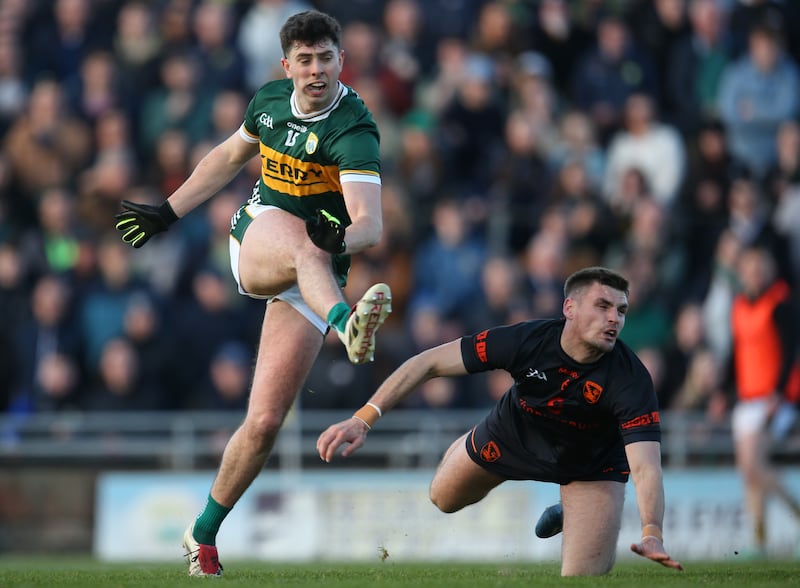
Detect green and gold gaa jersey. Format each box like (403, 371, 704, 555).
(239, 78, 381, 227)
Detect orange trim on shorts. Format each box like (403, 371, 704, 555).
(469, 426, 478, 454)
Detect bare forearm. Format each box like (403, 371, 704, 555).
(343, 214, 382, 253)
(627, 441, 666, 538)
(369, 341, 466, 414)
(167, 142, 251, 217)
(635, 468, 666, 537)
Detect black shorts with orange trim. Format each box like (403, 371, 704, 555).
(464, 415, 630, 485)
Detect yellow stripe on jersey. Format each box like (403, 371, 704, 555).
(260, 144, 342, 196)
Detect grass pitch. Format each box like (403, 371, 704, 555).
(0, 558, 798, 587)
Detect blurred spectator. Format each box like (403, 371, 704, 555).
(726, 175, 791, 283)
(678, 119, 737, 299)
(548, 109, 606, 193)
(380, 0, 432, 115)
(4, 78, 92, 221)
(11, 274, 83, 414)
(395, 108, 447, 238)
(83, 336, 160, 411)
(157, 0, 194, 55)
(146, 128, 190, 199)
(167, 266, 252, 409)
(237, 0, 313, 93)
(612, 250, 672, 353)
(76, 146, 136, 234)
(469, 254, 530, 331)
(71, 49, 129, 125)
(23, 0, 109, 92)
(350, 77, 403, 172)
(18, 187, 83, 278)
(339, 20, 410, 118)
(510, 51, 560, 155)
(78, 235, 152, 372)
(669, 346, 721, 413)
(190, 1, 246, 93)
(716, 18, 800, 180)
(605, 195, 685, 309)
(530, 0, 593, 97)
(469, 1, 527, 61)
(138, 50, 214, 155)
(603, 93, 686, 209)
(415, 36, 469, 116)
(627, 0, 689, 96)
(111, 0, 162, 122)
(410, 198, 487, 320)
(659, 302, 711, 409)
(701, 229, 741, 364)
(521, 228, 566, 319)
(122, 292, 176, 408)
(438, 52, 506, 195)
(209, 89, 248, 145)
(727, 0, 800, 62)
(570, 13, 659, 144)
(547, 159, 614, 266)
(665, 0, 731, 137)
(488, 109, 552, 254)
(194, 340, 253, 411)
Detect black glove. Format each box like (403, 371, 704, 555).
(114, 200, 179, 248)
(305, 208, 346, 254)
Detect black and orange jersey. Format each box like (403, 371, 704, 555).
(239, 78, 381, 225)
(460, 319, 659, 481)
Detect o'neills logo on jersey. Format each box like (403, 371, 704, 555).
(582, 380, 603, 404)
(480, 440, 501, 462)
(305, 132, 319, 154)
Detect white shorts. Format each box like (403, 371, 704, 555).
(731, 398, 771, 442)
(229, 203, 328, 334)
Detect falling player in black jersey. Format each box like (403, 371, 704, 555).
(317, 266, 682, 576)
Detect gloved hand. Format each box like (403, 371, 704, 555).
(305, 208, 346, 254)
(115, 200, 179, 248)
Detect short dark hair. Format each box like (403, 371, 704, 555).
(564, 267, 629, 298)
(279, 10, 342, 57)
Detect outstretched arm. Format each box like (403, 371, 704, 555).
(166, 131, 259, 217)
(316, 339, 467, 462)
(625, 441, 684, 571)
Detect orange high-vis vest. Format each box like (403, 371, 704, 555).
(731, 280, 800, 402)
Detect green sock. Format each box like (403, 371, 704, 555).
(192, 495, 232, 546)
(327, 302, 351, 333)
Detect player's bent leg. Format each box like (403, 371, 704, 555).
(429, 433, 506, 513)
(560, 480, 625, 576)
(237, 206, 343, 317)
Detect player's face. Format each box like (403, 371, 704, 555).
(282, 39, 344, 114)
(563, 282, 628, 361)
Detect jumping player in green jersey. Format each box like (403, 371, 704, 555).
(114, 10, 391, 576)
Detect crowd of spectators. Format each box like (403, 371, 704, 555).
(2, 0, 800, 422)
